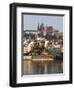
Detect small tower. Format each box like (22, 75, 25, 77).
(37, 23, 40, 30)
(43, 24, 47, 36)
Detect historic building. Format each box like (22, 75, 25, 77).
(23, 23, 63, 41)
(37, 23, 53, 36)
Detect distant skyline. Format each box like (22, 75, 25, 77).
(23, 14, 64, 32)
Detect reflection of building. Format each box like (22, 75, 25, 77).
(23, 56, 63, 75)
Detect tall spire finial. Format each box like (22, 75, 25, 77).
(37, 23, 40, 30)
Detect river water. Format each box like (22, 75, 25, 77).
(22, 59, 63, 75)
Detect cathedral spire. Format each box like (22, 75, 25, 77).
(37, 23, 40, 30)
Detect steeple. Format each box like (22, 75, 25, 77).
(37, 23, 40, 30)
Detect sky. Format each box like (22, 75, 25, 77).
(23, 14, 64, 32)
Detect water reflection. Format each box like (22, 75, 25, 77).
(22, 59, 63, 75)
